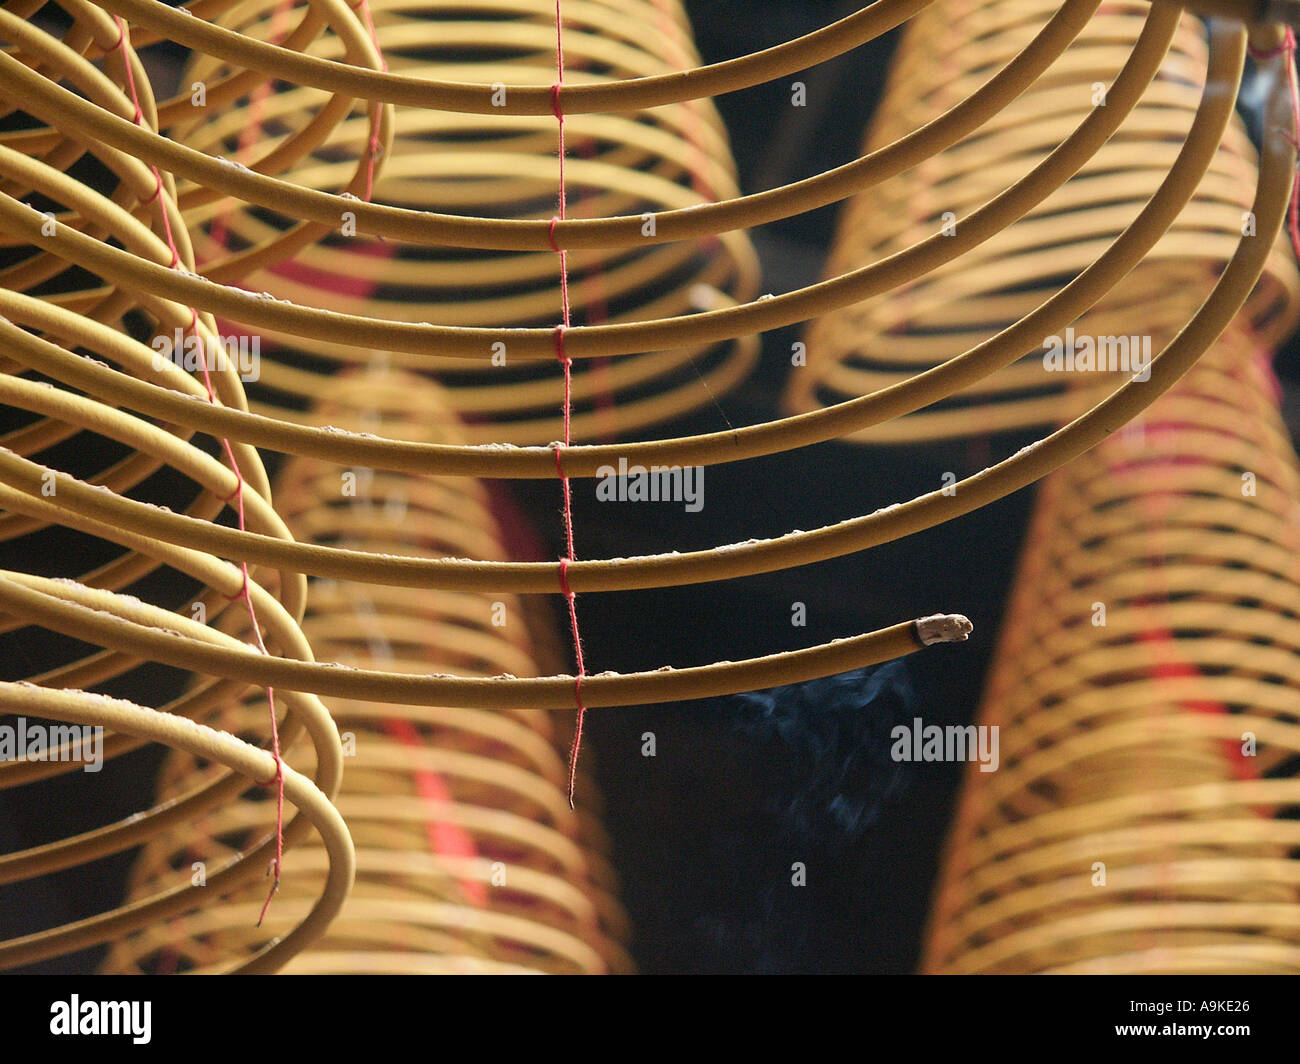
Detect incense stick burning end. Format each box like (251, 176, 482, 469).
(914, 614, 974, 647)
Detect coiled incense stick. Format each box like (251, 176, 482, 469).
(4, 0, 1298, 972)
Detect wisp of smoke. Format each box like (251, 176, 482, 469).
(724, 660, 917, 842)
(684, 661, 919, 971)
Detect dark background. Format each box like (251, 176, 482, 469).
(566, 0, 1030, 973)
(555, 0, 1300, 974)
(3, 0, 1299, 975)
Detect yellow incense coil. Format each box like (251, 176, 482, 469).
(787, 0, 1300, 443)
(167, 0, 762, 444)
(924, 319, 1300, 974)
(0, 0, 1013, 719)
(0, 3, 347, 973)
(4, 0, 1300, 973)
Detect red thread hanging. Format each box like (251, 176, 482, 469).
(1249, 29, 1300, 262)
(114, 17, 285, 926)
(550, 3, 590, 809)
(200, 0, 478, 916)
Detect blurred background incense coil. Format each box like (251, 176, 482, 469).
(842, 0, 1300, 974)
(102, 369, 631, 974)
(172, 0, 762, 444)
(787, 0, 1300, 442)
(923, 319, 1300, 973)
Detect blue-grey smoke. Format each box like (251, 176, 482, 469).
(724, 660, 916, 840)
(684, 661, 920, 972)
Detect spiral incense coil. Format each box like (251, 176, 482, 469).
(0, 0, 1021, 720)
(5, 0, 1300, 973)
(0, 681, 353, 974)
(164, 0, 762, 444)
(787, 0, 1300, 443)
(923, 316, 1300, 974)
(0, 6, 349, 973)
(103, 370, 631, 974)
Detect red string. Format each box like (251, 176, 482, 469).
(114, 17, 285, 926)
(200, 0, 469, 906)
(550, 2, 589, 809)
(348, 0, 387, 202)
(558, 44, 617, 441)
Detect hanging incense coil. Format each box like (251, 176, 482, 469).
(4, 0, 1300, 974)
(923, 319, 1300, 974)
(0, 680, 352, 974)
(0, 4, 349, 972)
(786, 0, 1300, 443)
(103, 369, 631, 974)
(898, 0, 1300, 977)
(0, 0, 1024, 722)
